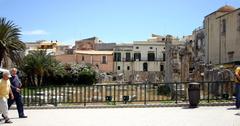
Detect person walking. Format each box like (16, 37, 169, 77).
(235, 66, 240, 109)
(8, 68, 27, 118)
(0, 71, 14, 123)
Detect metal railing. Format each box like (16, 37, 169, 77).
(21, 81, 236, 107)
(114, 58, 165, 62)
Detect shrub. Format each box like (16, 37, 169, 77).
(157, 85, 171, 96)
(78, 71, 96, 85)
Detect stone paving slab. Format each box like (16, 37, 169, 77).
(1, 106, 240, 126)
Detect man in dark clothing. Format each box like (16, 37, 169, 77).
(235, 66, 240, 109)
(8, 68, 27, 118)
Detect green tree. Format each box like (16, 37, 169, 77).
(20, 50, 60, 86)
(0, 17, 25, 67)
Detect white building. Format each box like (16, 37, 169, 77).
(114, 35, 184, 83)
(113, 44, 134, 82)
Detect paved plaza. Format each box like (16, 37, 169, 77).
(1, 106, 240, 126)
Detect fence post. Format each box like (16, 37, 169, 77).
(144, 81, 147, 105)
(208, 82, 210, 103)
(23, 88, 28, 107)
(54, 86, 57, 107)
(114, 85, 116, 103)
(175, 83, 178, 104)
(84, 86, 86, 107)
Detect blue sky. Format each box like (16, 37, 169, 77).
(1, 0, 240, 45)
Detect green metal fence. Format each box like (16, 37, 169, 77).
(21, 81, 236, 107)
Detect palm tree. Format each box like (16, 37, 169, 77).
(20, 50, 49, 86)
(0, 17, 25, 67)
(20, 50, 64, 86)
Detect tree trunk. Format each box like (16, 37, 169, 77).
(33, 74, 37, 87)
(30, 74, 35, 86)
(37, 74, 43, 86)
(2, 57, 9, 68)
(0, 49, 5, 67)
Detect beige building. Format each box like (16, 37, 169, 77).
(204, 5, 240, 65)
(55, 37, 116, 74)
(56, 45, 71, 55)
(55, 54, 76, 64)
(75, 37, 100, 50)
(25, 40, 70, 55)
(75, 50, 114, 73)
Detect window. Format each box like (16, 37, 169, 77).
(136, 46, 139, 49)
(82, 56, 84, 61)
(149, 47, 153, 49)
(101, 56, 107, 64)
(148, 52, 155, 61)
(143, 63, 148, 71)
(221, 19, 226, 34)
(163, 53, 166, 61)
(197, 39, 201, 50)
(127, 66, 130, 70)
(118, 66, 121, 70)
(228, 51, 234, 62)
(134, 53, 141, 61)
(114, 53, 121, 61)
(125, 53, 131, 61)
(160, 65, 164, 71)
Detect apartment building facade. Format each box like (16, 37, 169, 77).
(113, 35, 184, 83)
(113, 44, 134, 81)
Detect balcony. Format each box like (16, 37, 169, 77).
(114, 58, 164, 62)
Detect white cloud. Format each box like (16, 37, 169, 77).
(22, 30, 48, 35)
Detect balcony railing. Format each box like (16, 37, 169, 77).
(114, 58, 164, 62)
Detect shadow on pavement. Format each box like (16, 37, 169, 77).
(235, 113, 240, 116)
(227, 107, 239, 110)
(181, 106, 199, 109)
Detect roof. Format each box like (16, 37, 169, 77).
(75, 50, 113, 55)
(216, 8, 240, 19)
(116, 43, 133, 47)
(205, 5, 236, 18)
(217, 5, 235, 12)
(82, 37, 98, 41)
(76, 37, 98, 42)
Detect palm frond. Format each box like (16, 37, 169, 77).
(0, 17, 25, 66)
